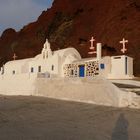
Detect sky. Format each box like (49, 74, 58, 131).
(0, 0, 53, 36)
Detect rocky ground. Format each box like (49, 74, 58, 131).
(0, 95, 140, 140)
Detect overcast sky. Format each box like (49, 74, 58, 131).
(0, 0, 53, 36)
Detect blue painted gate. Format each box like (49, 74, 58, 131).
(79, 65, 85, 77)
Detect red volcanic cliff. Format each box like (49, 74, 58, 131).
(0, 0, 140, 75)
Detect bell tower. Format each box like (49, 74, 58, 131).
(41, 39, 52, 59)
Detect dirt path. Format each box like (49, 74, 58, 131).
(0, 95, 140, 140)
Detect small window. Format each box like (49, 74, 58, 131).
(12, 70, 15, 75)
(52, 65, 54, 71)
(100, 64, 105, 69)
(114, 57, 121, 59)
(31, 67, 34, 73)
(38, 66, 41, 73)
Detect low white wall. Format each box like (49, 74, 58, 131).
(34, 77, 136, 108)
(0, 76, 139, 108)
(0, 74, 35, 95)
(111, 80, 140, 87)
(107, 74, 134, 79)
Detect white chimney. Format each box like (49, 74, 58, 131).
(97, 43, 102, 60)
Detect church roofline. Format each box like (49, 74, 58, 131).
(4, 58, 33, 66)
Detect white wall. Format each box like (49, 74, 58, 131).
(99, 56, 111, 78)
(29, 54, 60, 76)
(108, 55, 134, 79)
(127, 57, 133, 76)
(4, 59, 31, 75)
(0, 76, 139, 108)
(111, 56, 125, 75)
(0, 73, 35, 96)
(34, 77, 138, 108)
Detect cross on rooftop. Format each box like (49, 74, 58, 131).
(13, 53, 17, 60)
(120, 38, 128, 54)
(88, 36, 96, 55)
(90, 36, 96, 50)
(88, 51, 97, 55)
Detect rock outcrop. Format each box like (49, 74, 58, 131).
(0, 0, 140, 75)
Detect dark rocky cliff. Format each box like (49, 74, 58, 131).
(0, 0, 140, 75)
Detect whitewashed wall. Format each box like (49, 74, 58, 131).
(0, 74, 35, 95)
(34, 77, 137, 108)
(99, 56, 111, 78)
(108, 55, 134, 79)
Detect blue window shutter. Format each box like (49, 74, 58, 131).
(100, 64, 105, 69)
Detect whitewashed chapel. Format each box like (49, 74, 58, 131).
(0, 37, 134, 80)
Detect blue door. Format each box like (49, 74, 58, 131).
(79, 65, 85, 77)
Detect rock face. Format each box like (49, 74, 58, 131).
(0, 0, 140, 75)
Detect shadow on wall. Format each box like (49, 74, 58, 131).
(112, 113, 129, 140)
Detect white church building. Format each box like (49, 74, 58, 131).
(0, 37, 139, 109)
(0, 38, 134, 80)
